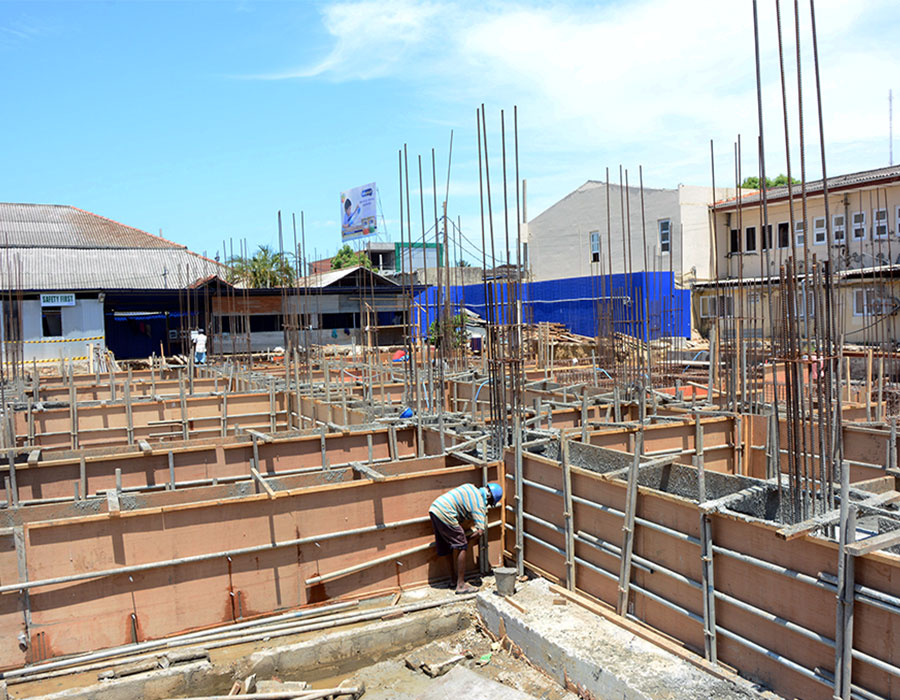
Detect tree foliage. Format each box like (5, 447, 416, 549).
(741, 174, 801, 189)
(227, 246, 296, 287)
(457, 258, 472, 268)
(331, 244, 373, 270)
(428, 314, 468, 348)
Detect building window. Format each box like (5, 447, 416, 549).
(248, 315, 284, 333)
(761, 224, 772, 250)
(813, 217, 826, 244)
(778, 222, 790, 248)
(853, 288, 891, 316)
(852, 211, 866, 239)
(745, 226, 756, 252)
(589, 231, 601, 263)
(729, 229, 740, 254)
(873, 208, 889, 238)
(321, 312, 360, 329)
(854, 289, 873, 316)
(700, 294, 734, 318)
(658, 219, 671, 254)
(42, 308, 63, 337)
(795, 220, 806, 246)
(833, 213, 845, 243)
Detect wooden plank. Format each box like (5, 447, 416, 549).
(250, 467, 277, 498)
(846, 528, 900, 557)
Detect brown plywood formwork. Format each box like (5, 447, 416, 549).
(503, 439, 900, 700)
(0, 460, 502, 671)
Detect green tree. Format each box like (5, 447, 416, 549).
(741, 174, 801, 189)
(457, 258, 472, 268)
(428, 314, 468, 348)
(331, 244, 373, 270)
(227, 245, 296, 287)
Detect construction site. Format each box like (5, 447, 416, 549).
(2, 2, 900, 700)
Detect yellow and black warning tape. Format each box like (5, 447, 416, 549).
(4, 336, 104, 345)
(4, 356, 89, 364)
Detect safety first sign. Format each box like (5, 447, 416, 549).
(40, 293, 75, 307)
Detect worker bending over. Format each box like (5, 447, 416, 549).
(429, 482, 502, 593)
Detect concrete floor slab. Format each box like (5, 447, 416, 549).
(477, 578, 780, 700)
(418, 665, 538, 699)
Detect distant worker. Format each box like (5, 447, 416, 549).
(429, 482, 502, 593)
(193, 329, 207, 365)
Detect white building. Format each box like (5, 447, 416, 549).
(525, 181, 740, 283)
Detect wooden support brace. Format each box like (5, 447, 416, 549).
(138, 440, 152, 455)
(845, 527, 900, 557)
(350, 461, 385, 482)
(106, 489, 120, 515)
(250, 467, 277, 498)
(26, 449, 40, 466)
(246, 429, 274, 444)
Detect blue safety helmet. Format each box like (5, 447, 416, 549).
(484, 482, 503, 506)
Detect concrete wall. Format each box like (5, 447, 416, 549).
(526, 182, 739, 283)
(4, 297, 105, 363)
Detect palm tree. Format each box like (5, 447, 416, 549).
(227, 246, 296, 287)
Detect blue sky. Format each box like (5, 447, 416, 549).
(1, 0, 898, 267)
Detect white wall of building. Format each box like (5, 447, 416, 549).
(7, 296, 105, 363)
(525, 181, 741, 283)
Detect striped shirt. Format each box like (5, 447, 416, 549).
(429, 484, 487, 530)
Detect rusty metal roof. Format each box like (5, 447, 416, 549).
(0, 203, 226, 290)
(0, 203, 184, 249)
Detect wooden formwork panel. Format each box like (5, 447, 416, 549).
(711, 514, 838, 700)
(37, 378, 224, 403)
(9, 427, 416, 502)
(508, 447, 900, 700)
(510, 452, 707, 657)
(0, 531, 26, 670)
(745, 414, 892, 484)
(9, 463, 501, 669)
(585, 417, 735, 474)
(2, 454, 458, 530)
(17, 392, 290, 452)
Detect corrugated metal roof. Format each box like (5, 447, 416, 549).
(0, 202, 227, 290)
(0, 203, 183, 249)
(0, 248, 225, 291)
(713, 165, 900, 210)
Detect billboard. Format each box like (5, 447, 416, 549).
(341, 182, 378, 242)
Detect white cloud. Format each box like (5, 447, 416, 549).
(260, 0, 900, 216)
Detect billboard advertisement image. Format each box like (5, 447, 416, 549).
(341, 182, 378, 242)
